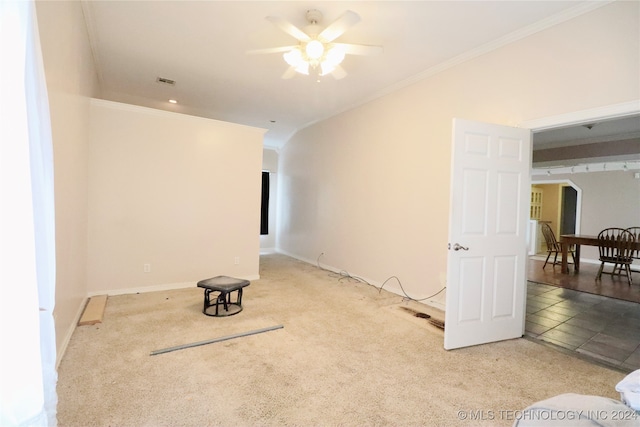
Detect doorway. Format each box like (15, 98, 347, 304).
(560, 186, 577, 235)
(529, 180, 582, 256)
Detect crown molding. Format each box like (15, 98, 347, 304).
(300, 1, 616, 135)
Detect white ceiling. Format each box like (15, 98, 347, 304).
(82, 1, 616, 150)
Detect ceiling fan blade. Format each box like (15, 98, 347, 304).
(266, 16, 310, 42)
(333, 43, 383, 56)
(246, 46, 297, 55)
(330, 65, 347, 80)
(281, 66, 298, 79)
(318, 10, 360, 42)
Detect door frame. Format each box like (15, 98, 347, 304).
(516, 101, 639, 307)
(519, 100, 640, 133)
(522, 98, 639, 239)
(530, 179, 582, 235)
(521, 100, 639, 254)
(443, 101, 639, 349)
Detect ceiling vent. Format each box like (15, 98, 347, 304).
(156, 77, 176, 86)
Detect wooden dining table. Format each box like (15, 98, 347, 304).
(559, 234, 640, 274)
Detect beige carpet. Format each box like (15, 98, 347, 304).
(57, 254, 627, 426)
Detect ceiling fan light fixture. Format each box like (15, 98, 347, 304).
(320, 62, 336, 76)
(305, 40, 324, 59)
(283, 48, 303, 66)
(258, 9, 379, 80)
(325, 45, 345, 66)
(295, 62, 310, 75)
(283, 48, 310, 74)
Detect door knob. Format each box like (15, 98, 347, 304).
(452, 243, 469, 251)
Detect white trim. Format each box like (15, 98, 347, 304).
(423, 299, 446, 311)
(88, 281, 195, 297)
(56, 297, 89, 368)
(275, 248, 444, 304)
(376, 1, 614, 103)
(525, 101, 640, 173)
(87, 276, 261, 297)
(521, 100, 640, 132)
(530, 179, 583, 234)
(299, 1, 615, 134)
(57, 275, 260, 364)
(530, 254, 600, 266)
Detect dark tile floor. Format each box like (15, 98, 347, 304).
(526, 281, 640, 372)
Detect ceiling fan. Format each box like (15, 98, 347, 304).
(248, 9, 382, 80)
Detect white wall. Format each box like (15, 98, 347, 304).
(260, 148, 278, 253)
(276, 1, 639, 306)
(534, 171, 640, 261)
(88, 100, 265, 294)
(36, 0, 99, 361)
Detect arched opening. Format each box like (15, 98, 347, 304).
(528, 179, 582, 258)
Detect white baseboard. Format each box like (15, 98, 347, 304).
(87, 275, 261, 298)
(88, 281, 195, 297)
(275, 249, 329, 269)
(56, 296, 89, 369)
(275, 249, 447, 305)
(58, 275, 260, 365)
(530, 254, 600, 266)
(422, 299, 446, 311)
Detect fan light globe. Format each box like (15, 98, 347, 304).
(305, 40, 324, 60)
(295, 62, 310, 75)
(284, 48, 310, 74)
(283, 48, 303, 66)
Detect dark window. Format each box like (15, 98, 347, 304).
(260, 171, 269, 235)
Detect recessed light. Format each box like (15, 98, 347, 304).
(169, 99, 177, 104)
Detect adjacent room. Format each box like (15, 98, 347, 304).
(2, 1, 639, 425)
(524, 117, 640, 374)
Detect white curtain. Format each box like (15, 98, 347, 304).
(0, 1, 58, 426)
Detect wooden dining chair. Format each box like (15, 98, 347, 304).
(540, 222, 575, 269)
(625, 226, 639, 273)
(626, 227, 640, 257)
(596, 228, 635, 286)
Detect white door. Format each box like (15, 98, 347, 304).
(444, 118, 531, 350)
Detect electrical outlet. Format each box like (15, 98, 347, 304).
(144, 263, 151, 273)
(234, 257, 240, 265)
